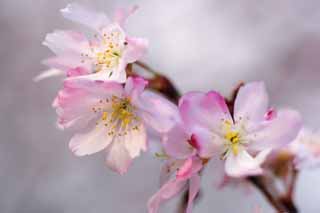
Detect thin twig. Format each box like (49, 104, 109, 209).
(132, 61, 181, 103)
(134, 61, 159, 75)
(247, 176, 286, 212)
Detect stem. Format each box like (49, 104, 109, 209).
(281, 167, 299, 213)
(248, 175, 299, 213)
(133, 61, 181, 103)
(177, 190, 189, 213)
(287, 168, 298, 199)
(135, 61, 159, 75)
(280, 197, 298, 213)
(247, 176, 286, 212)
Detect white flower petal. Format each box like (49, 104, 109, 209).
(69, 123, 113, 156)
(43, 30, 89, 55)
(225, 150, 269, 177)
(248, 109, 302, 151)
(123, 123, 147, 158)
(60, 3, 110, 31)
(105, 139, 132, 175)
(234, 81, 269, 124)
(33, 69, 64, 82)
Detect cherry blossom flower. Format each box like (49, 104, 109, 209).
(37, 3, 148, 82)
(148, 157, 201, 213)
(289, 128, 320, 169)
(148, 122, 203, 213)
(53, 77, 177, 174)
(179, 82, 302, 177)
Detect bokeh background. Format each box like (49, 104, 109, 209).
(1, 0, 320, 212)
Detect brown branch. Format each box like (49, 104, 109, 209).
(134, 61, 159, 75)
(133, 61, 181, 103)
(247, 176, 287, 212)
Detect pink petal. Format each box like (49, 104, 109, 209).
(191, 126, 220, 158)
(234, 81, 269, 124)
(186, 174, 201, 213)
(225, 150, 270, 177)
(55, 79, 123, 129)
(176, 157, 203, 180)
(42, 53, 89, 72)
(264, 107, 277, 121)
(105, 140, 132, 175)
(176, 158, 193, 180)
(248, 109, 302, 151)
(124, 77, 148, 101)
(162, 124, 195, 159)
(123, 37, 148, 63)
(66, 67, 90, 77)
(123, 123, 147, 158)
(43, 30, 89, 55)
(137, 91, 179, 133)
(179, 91, 232, 133)
(63, 78, 123, 97)
(147, 179, 187, 213)
(60, 3, 110, 31)
(113, 5, 139, 26)
(69, 123, 113, 156)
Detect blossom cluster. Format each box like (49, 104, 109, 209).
(37, 3, 320, 212)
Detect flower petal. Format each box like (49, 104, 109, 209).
(138, 91, 179, 133)
(42, 53, 89, 72)
(43, 30, 89, 55)
(60, 3, 110, 31)
(147, 179, 187, 213)
(186, 174, 201, 213)
(105, 139, 132, 175)
(191, 126, 220, 158)
(69, 123, 113, 156)
(55, 79, 123, 129)
(63, 78, 123, 97)
(123, 123, 147, 158)
(67, 69, 126, 83)
(162, 124, 195, 159)
(179, 91, 232, 133)
(225, 149, 270, 177)
(66, 67, 90, 77)
(248, 109, 302, 151)
(234, 81, 269, 123)
(176, 157, 202, 180)
(123, 37, 148, 63)
(124, 77, 148, 101)
(33, 68, 65, 82)
(113, 5, 138, 26)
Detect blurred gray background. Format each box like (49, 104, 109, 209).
(1, 0, 320, 212)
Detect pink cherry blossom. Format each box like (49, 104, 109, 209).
(289, 128, 320, 169)
(148, 118, 204, 213)
(53, 77, 177, 174)
(179, 82, 302, 177)
(36, 3, 148, 82)
(148, 156, 202, 213)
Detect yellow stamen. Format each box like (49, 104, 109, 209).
(102, 111, 108, 121)
(111, 98, 136, 129)
(223, 120, 241, 156)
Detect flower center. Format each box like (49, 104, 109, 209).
(92, 96, 140, 136)
(110, 96, 135, 128)
(81, 29, 127, 76)
(224, 130, 241, 155)
(221, 120, 244, 158)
